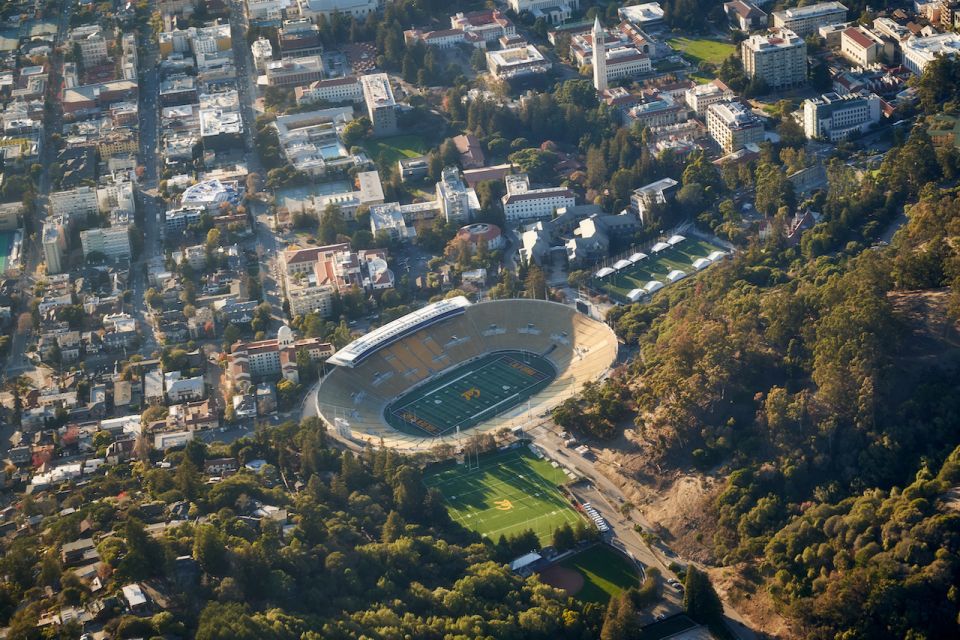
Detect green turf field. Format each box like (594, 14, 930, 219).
(593, 238, 726, 302)
(559, 545, 640, 603)
(666, 37, 736, 65)
(0, 231, 12, 273)
(363, 134, 427, 167)
(384, 351, 556, 437)
(424, 448, 583, 544)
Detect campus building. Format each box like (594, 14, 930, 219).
(741, 29, 807, 89)
(228, 325, 334, 392)
(501, 174, 576, 222)
(360, 73, 397, 136)
(902, 32, 960, 75)
(840, 26, 883, 67)
(802, 91, 881, 141)
(771, 1, 848, 36)
(706, 100, 764, 152)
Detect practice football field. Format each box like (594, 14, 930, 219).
(424, 449, 584, 544)
(384, 351, 556, 437)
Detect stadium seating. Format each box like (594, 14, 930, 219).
(316, 299, 618, 450)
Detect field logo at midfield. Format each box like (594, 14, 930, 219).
(462, 387, 481, 401)
(494, 499, 513, 511)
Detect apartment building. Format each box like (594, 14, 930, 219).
(69, 26, 109, 66)
(706, 100, 764, 152)
(771, 2, 848, 36)
(80, 226, 131, 261)
(244, 0, 291, 22)
(802, 91, 881, 141)
(501, 174, 576, 222)
(42, 218, 67, 275)
(741, 29, 807, 89)
(50, 186, 100, 220)
(251, 37, 274, 72)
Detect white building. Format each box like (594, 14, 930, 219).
(508, 0, 578, 23)
(294, 76, 363, 105)
(273, 107, 359, 176)
(50, 186, 100, 220)
(450, 10, 516, 43)
(80, 227, 131, 261)
(840, 26, 883, 66)
(618, 2, 665, 26)
(369, 202, 417, 240)
(802, 91, 881, 141)
(265, 56, 324, 87)
(902, 32, 960, 75)
(771, 2, 848, 36)
(42, 218, 67, 275)
(165, 371, 205, 403)
(96, 180, 135, 215)
(436, 167, 481, 224)
(180, 179, 241, 212)
(486, 44, 552, 79)
(360, 73, 397, 136)
(741, 29, 807, 89)
(707, 101, 765, 152)
(603, 46, 652, 82)
(685, 79, 735, 117)
(296, 0, 378, 20)
(501, 174, 576, 222)
(245, 0, 291, 21)
(251, 37, 274, 72)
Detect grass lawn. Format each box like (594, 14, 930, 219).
(424, 448, 583, 545)
(363, 134, 428, 166)
(559, 545, 640, 603)
(667, 37, 736, 65)
(594, 238, 726, 301)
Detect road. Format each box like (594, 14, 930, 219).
(1, 2, 73, 381)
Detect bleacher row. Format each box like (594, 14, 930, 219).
(316, 299, 619, 451)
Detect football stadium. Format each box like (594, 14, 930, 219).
(316, 297, 618, 451)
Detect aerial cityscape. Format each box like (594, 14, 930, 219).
(0, 0, 956, 637)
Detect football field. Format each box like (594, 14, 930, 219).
(424, 448, 583, 544)
(384, 351, 556, 437)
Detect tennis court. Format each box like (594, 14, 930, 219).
(424, 448, 583, 544)
(384, 351, 556, 437)
(594, 238, 725, 301)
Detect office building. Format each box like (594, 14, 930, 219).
(50, 186, 100, 220)
(251, 38, 274, 71)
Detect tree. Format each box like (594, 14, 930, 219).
(524, 264, 548, 300)
(381, 510, 405, 542)
(551, 523, 576, 551)
(205, 228, 221, 253)
(319, 204, 345, 244)
(342, 119, 367, 147)
(276, 378, 299, 408)
(683, 566, 723, 627)
(245, 172, 262, 196)
(193, 524, 230, 577)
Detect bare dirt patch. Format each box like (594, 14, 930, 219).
(539, 564, 584, 597)
(708, 564, 795, 639)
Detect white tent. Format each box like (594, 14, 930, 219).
(667, 234, 686, 246)
(707, 250, 727, 261)
(666, 269, 687, 282)
(692, 257, 712, 270)
(595, 267, 615, 278)
(643, 280, 664, 293)
(612, 259, 632, 270)
(651, 242, 670, 253)
(628, 252, 648, 263)
(626, 288, 646, 302)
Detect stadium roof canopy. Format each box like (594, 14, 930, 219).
(692, 257, 712, 270)
(626, 288, 645, 302)
(328, 296, 471, 367)
(628, 252, 647, 263)
(595, 267, 615, 278)
(612, 259, 632, 270)
(707, 250, 727, 261)
(651, 242, 670, 253)
(666, 269, 687, 282)
(644, 280, 664, 293)
(667, 234, 686, 245)
(509, 552, 542, 571)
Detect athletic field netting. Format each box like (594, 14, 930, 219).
(383, 351, 556, 437)
(424, 448, 583, 544)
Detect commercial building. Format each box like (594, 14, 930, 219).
(294, 76, 363, 105)
(840, 26, 883, 66)
(265, 56, 324, 87)
(158, 24, 232, 58)
(0, 202, 22, 231)
(62, 79, 139, 114)
(771, 2, 848, 36)
(68, 26, 109, 66)
(802, 91, 881, 140)
(706, 100, 764, 152)
(251, 37, 274, 71)
(741, 29, 807, 89)
(199, 90, 244, 151)
(685, 79, 736, 117)
(501, 174, 576, 222)
(80, 226, 131, 261)
(245, 0, 291, 22)
(180, 179, 242, 212)
(279, 18, 324, 59)
(486, 45, 552, 79)
(295, 0, 378, 19)
(360, 73, 397, 136)
(902, 32, 960, 75)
